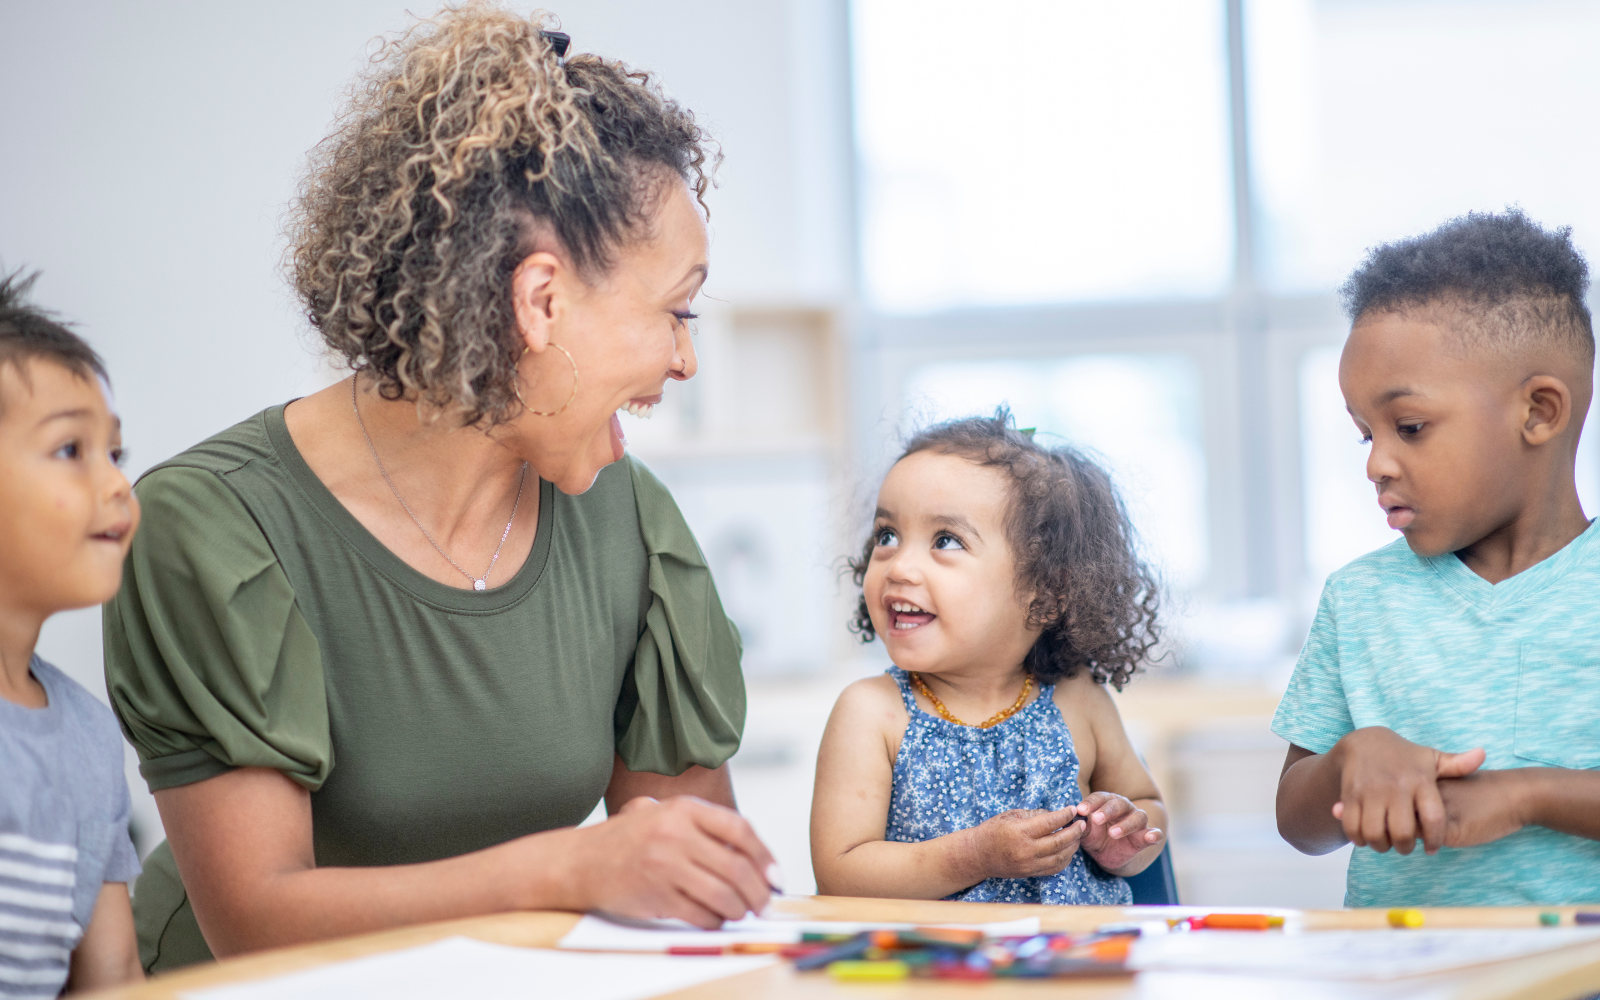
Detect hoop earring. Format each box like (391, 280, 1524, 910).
(514, 343, 578, 417)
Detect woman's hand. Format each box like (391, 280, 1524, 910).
(562, 796, 776, 928)
(967, 807, 1085, 880)
(1075, 792, 1164, 874)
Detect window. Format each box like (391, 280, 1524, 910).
(853, 0, 1234, 312)
(902, 354, 1209, 589)
(1248, 0, 1600, 292)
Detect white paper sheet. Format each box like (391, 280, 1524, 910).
(558, 912, 1042, 952)
(181, 936, 776, 1000)
(1128, 928, 1600, 981)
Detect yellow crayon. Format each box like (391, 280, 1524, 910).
(828, 960, 910, 981)
(1388, 908, 1425, 929)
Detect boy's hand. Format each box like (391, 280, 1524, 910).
(1076, 792, 1165, 873)
(1437, 771, 1530, 848)
(1330, 727, 1485, 854)
(969, 807, 1085, 880)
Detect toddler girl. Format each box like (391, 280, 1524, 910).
(810, 411, 1166, 904)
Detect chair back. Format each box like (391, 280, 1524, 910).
(1124, 842, 1179, 905)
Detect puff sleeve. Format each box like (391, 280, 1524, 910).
(104, 467, 332, 792)
(614, 458, 746, 775)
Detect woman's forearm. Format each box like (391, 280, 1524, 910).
(159, 765, 775, 956)
(815, 830, 985, 901)
(182, 823, 588, 957)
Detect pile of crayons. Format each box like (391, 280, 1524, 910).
(786, 927, 1137, 982)
(663, 913, 1295, 981)
(787, 913, 1293, 982)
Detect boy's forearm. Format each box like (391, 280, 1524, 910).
(816, 830, 987, 900)
(66, 884, 142, 992)
(1524, 768, 1600, 840)
(1276, 747, 1350, 855)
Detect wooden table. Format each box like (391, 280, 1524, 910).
(83, 897, 1600, 1000)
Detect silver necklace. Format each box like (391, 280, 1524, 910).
(352, 376, 528, 591)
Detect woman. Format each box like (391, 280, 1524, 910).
(104, 5, 776, 972)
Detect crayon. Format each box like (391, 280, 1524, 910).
(793, 935, 871, 971)
(730, 942, 788, 954)
(828, 960, 909, 981)
(667, 945, 723, 956)
(1539, 912, 1561, 927)
(1575, 912, 1600, 926)
(1201, 913, 1284, 931)
(779, 943, 830, 959)
(1387, 908, 1425, 929)
(908, 926, 984, 947)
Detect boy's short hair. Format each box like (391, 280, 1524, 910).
(0, 269, 109, 413)
(1339, 209, 1594, 366)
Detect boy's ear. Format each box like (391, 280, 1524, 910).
(1520, 374, 1573, 447)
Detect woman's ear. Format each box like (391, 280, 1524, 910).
(1521, 374, 1573, 446)
(511, 252, 561, 353)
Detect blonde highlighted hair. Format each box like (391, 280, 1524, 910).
(288, 3, 715, 425)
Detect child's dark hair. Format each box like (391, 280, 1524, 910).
(1339, 208, 1593, 365)
(847, 409, 1161, 690)
(0, 269, 108, 413)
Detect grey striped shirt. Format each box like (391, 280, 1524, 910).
(1, 658, 140, 997)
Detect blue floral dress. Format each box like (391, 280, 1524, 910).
(883, 666, 1131, 905)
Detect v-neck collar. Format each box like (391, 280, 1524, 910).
(1422, 518, 1598, 611)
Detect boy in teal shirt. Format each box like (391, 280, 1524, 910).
(1273, 210, 1600, 907)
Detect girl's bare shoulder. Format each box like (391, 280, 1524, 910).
(831, 673, 909, 726)
(1050, 669, 1116, 707)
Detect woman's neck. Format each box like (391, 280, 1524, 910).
(284, 376, 541, 589)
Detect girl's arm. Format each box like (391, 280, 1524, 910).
(64, 884, 142, 992)
(155, 761, 774, 956)
(1070, 676, 1167, 877)
(809, 677, 1083, 899)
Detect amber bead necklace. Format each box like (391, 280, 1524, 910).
(909, 672, 1034, 728)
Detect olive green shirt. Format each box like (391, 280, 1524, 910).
(104, 405, 744, 972)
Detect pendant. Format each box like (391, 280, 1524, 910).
(474, 579, 487, 591)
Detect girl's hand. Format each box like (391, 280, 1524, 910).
(968, 807, 1085, 880)
(1076, 792, 1164, 874)
(562, 795, 776, 929)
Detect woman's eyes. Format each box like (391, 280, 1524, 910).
(933, 532, 964, 551)
(110, 446, 126, 467)
(874, 527, 898, 547)
(671, 310, 699, 332)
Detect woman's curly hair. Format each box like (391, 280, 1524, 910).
(287, 3, 715, 425)
(847, 409, 1162, 690)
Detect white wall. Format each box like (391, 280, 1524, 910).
(1, 0, 852, 853)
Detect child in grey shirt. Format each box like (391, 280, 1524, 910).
(0, 271, 142, 995)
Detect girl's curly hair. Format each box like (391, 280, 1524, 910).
(287, 3, 715, 425)
(847, 409, 1162, 690)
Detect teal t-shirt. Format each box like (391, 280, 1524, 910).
(1272, 523, 1600, 907)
